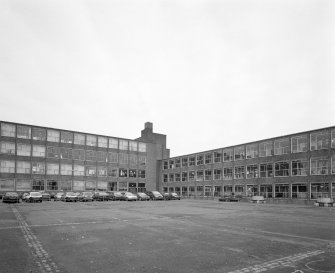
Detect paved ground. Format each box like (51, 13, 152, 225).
(0, 199, 334, 273)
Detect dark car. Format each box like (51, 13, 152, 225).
(218, 193, 241, 202)
(61, 192, 78, 202)
(137, 192, 150, 201)
(146, 191, 164, 200)
(93, 191, 109, 201)
(164, 192, 181, 200)
(26, 192, 43, 203)
(2, 192, 20, 203)
(108, 191, 122, 201)
(41, 192, 51, 201)
(78, 192, 94, 202)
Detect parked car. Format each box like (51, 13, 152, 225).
(25, 192, 43, 203)
(41, 192, 51, 201)
(54, 192, 64, 201)
(120, 192, 138, 201)
(218, 193, 241, 202)
(0, 192, 4, 199)
(2, 192, 20, 203)
(164, 192, 181, 200)
(93, 191, 109, 201)
(22, 192, 30, 201)
(108, 191, 123, 201)
(137, 192, 150, 201)
(78, 192, 94, 202)
(146, 191, 164, 200)
(61, 192, 78, 202)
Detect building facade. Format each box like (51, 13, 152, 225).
(160, 127, 335, 200)
(0, 121, 169, 193)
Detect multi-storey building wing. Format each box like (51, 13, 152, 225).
(160, 127, 335, 200)
(0, 121, 169, 193)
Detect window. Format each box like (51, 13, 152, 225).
(292, 184, 308, 199)
(32, 180, 44, 191)
(1, 123, 15, 137)
(0, 179, 15, 191)
(259, 141, 273, 157)
(61, 131, 73, 144)
(196, 155, 204, 165)
(260, 184, 272, 198)
(73, 149, 85, 161)
(119, 153, 128, 165)
(204, 170, 212, 180)
(32, 162, 45, 174)
(129, 141, 138, 151)
(0, 142, 15, 155)
(85, 181, 96, 191)
(169, 160, 175, 169)
(129, 169, 137, 178)
(17, 143, 31, 156)
(332, 156, 335, 174)
(205, 153, 212, 164)
(16, 161, 31, 174)
(74, 133, 85, 145)
(310, 131, 329, 150)
(292, 160, 308, 176)
(119, 140, 128, 150)
(16, 179, 31, 191)
(175, 158, 181, 168)
(86, 150, 97, 161)
(163, 174, 168, 182)
(310, 157, 328, 175)
(182, 172, 188, 182)
(182, 157, 188, 167)
(32, 145, 46, 157)
(223, 167, 233, 179)
(47, 147, 60, 158)
(86, 135, 97, 147)
(234, 166, 245, 179)
(163, 161, 168, 170)
(17, 125, 31, 139)
(119, 168, 128, 177)
(246, 165, 258, 178)
(213, 169, 222, 180)
(47, 130, 60, 142)
(73, 165, 84, 176)
(108, 167, 118, 177)
(47, 180, 58, 191)
(97, 151, 107, 162)
(109, 138, 118, 149)
(138, 170, 145, 178)
(138, 142, 146, 153)
(246, 144, 258, 159)
(97, 166, 107, 177)
(189, 171, 195, 181)
(73, 181, 85, 191)
(47, 163, 59, 175)
(234, 146, 245, 161)
(32, 128, 46, 141)
(59, 180, 71, 190)
(332, 129, 335, 148)
(175, 173, 181, 182)
(214, 151, 222, 163)
(291, 135, 308, 153)
(129, 154, 137, 165)
(86, 166, 96, 176)
(274, 138, 290, 155)
(311, 183, 329, 199)
(196, 170, 204, 181)
(60, 147, 72, 160)
(169, 173, 174, 182)
(274, 161, 290, 177)
(98, 137, 108, 148)
(61, 164, 72, 175)
(275, 184, 289, 198)
(108, 152, 118, 163)
(189, 156, 195, 166)
(260, 163, 273, 178)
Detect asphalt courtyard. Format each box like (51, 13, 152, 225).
(0, 199, 334, 273)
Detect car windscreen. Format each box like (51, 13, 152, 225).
(30, 192, 42, 197)
(5, 192, 18, 196)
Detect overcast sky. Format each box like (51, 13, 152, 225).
(0, 0, 334, 157)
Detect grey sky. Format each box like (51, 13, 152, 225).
(0, 0, 334, 157)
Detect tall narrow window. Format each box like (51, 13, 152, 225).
(214, 151, 222, 163)
(234, 146, 245, 161)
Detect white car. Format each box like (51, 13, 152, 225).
(120, 192, 138, 201)
(25, 192, 43, 203)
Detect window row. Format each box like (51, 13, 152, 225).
(0, 179, 146, 192)
(163, 130, 335, 169)
(0, 143, 146, 165)
(0, 160, 146, 178)
(162, 157, 335, 182)
(0, 123, 146, 152)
